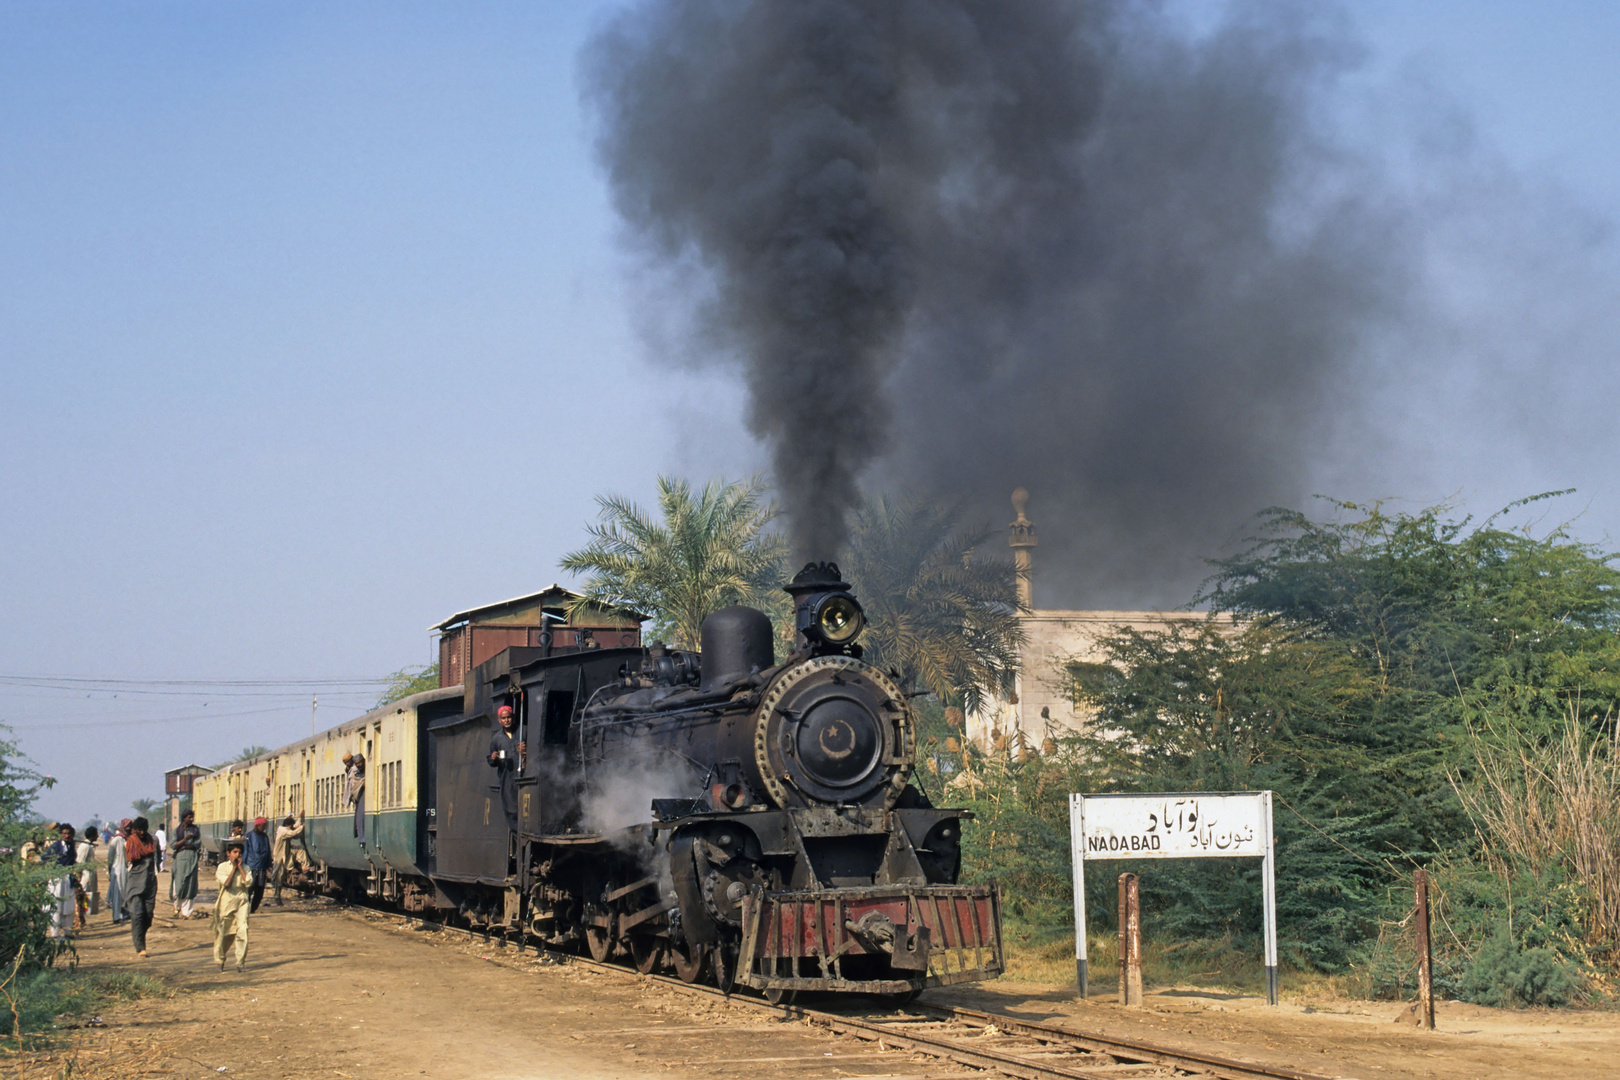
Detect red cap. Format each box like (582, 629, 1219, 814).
(496, 705, 513, 718)
(253, 816, 268, 826)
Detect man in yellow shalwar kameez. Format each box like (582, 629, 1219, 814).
(212, 837, 251, 972)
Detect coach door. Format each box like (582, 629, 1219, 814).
(427, 713, 506, 880)
(514, 689, 540, 835)
(367, 724, 382, 855)
(535, 680, 576, 833)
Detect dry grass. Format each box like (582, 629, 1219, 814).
(996, 923, 1349, 1001)
(1454, 707, 1620, 951)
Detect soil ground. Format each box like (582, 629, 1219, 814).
(7, 873, 1615, 1080)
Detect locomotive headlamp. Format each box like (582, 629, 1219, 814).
(812, 593, 864, 645)
(785, 562, 865, 652)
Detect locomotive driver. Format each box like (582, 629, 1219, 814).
(487, 704, 525, 830)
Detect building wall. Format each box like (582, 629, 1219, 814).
(436, 590, 643, 689)
(967, 610, 1230, 750)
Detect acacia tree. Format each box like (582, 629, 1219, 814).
(0, 728, 62, 971)
(1200, 493, 1620, 731)
(378, 663, 440, 707)
(842, 497, 1025, 712)
(560, 476, 789, 650)
(1060, 494, 1620, 991)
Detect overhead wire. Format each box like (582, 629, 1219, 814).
(2, 704, 316, 731)
(0, 671, 400, 731)
(0, 674, 392, 686)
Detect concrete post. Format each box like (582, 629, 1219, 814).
(1118, 872, 1143, 1007)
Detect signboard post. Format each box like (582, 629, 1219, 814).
(1069, 791, 1278, 1004)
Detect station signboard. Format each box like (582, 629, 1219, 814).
(1069, 791, 1279, 1003)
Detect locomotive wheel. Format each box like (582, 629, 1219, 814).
(669, 938, 707, 984)
(629, 934, 664, 975)
(763, 987, 797, 1006)
(584, 918, 614, 963)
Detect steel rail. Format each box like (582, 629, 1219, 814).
(336, 899, 1337, 1080)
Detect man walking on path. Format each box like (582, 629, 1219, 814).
(75, 827, 98, 926)
(106, 820, 129, 924)
(152, 823, 166, 872)
(44, 824, 77, 939)
(271, 814, 305, 906)
(123, 818, 159, 957)
(169, 810, 202, 919)
(212, 837, 251, 972)
(244, 817, 272, 913)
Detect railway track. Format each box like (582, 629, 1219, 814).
(340, 899, 1342, 1080)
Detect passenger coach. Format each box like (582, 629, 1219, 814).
(191, 686, 462, 903)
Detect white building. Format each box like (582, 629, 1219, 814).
(965, 489, 1224, 751)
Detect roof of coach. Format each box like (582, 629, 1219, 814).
(211, 684, 464, 775)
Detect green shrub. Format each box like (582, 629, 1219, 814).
(0, 861, 72, 974)
(1349, 856, 1604, 1006)
(0, 725, 74, 979)
(1459, 931, 1582, 1007)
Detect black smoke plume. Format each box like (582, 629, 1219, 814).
(585, 2, 1412, 597)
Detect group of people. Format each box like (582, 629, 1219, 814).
(21, 817, 162, 955)
(19, 808, 308, 973)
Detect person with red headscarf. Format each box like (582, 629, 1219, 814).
(122, 818, 159, 956)
(487, 704, 525, 831)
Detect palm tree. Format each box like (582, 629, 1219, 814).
(561, 476, 790, 650)
(843, 497, 1025, 713)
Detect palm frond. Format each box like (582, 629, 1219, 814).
(845, 495, 1025, 709)
(561, 475, 790, 649)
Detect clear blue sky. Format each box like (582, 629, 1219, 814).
(3, 2, 1618, 823)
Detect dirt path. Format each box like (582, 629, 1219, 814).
(11, 880, 1616, 1080)
(938, 979, 1619, 1080)
(11, 885, 943, 1080)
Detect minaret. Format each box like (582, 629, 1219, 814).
(1009, 487, 1037, 609)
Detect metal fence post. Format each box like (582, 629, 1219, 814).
(1415, 868, 1435, 1030)
(1118, 872, 1142, 1007)
(1070, 794, 1088, 998)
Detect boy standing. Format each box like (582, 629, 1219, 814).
(212, 838, 252, 972)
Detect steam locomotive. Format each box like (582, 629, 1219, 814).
(190, 565, 1003, 999)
